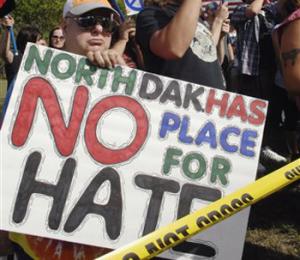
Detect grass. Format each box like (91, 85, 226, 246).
(243, 182, 300, 259)
(0, 79, 7, 112)
(0, 81, 299, 259)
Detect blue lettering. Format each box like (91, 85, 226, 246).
(159, 112, 180, 138)
(240, 130, 257, 157)
(195, 122, 217, 148)
(220, 127, 240, 153)
(179, 116, 193, 144)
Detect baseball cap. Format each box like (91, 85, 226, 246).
(63, 0, 120, 19)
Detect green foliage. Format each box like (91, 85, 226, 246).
(116, 0, 127, 15)
(12, 0, 65, 38)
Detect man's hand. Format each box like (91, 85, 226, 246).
(0, 14, 14, 28)
(86, 49, 126, 69)
(215, 2, 229, 22)
(119, 19, 136, 42)
(221, 19, 230, 37)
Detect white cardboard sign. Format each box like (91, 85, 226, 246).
(0, 44, 267, 259)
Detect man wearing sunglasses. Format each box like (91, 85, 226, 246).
(62, 0, 125, 68)
(7, 1, 126, 259)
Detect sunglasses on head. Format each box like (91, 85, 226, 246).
(67, 15, 118, 33)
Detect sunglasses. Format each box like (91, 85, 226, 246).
(67, 15, 118, 33)
(52, 35, 65, 40)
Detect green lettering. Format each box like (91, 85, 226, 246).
(24, 45, 53, 74)
(51, 53, 76, 80)
(112, 66, 137, 95)
(98, 69, 109, 89)
(182, 153, 206, 180)
(210, 157, 230, 185)
(163, 147, 182, 175)
(75, 58, 97, 86)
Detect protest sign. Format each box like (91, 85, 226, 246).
(1, 44, 267, 259)
(123, 0, 143, 16)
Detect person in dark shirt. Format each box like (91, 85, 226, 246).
(0, 15, 43, 89)
(136, 0, 226, 89)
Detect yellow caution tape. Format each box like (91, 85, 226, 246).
(98, 159, 300, 260)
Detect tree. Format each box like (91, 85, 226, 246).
(12, 0, 64, 37)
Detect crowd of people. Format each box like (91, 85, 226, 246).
(0, 0, 299, 259)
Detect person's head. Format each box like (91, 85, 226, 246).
(62, 0, 120, 55)
(277, 0, 300, 19)
(49, 27, 65, 49)
(37, 38, 48, 46)
(16, 26, 42, 53)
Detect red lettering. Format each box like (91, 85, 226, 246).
(226, 95, 247, 122)
(205, 89, 229, 117)
(248, 99, 267, 125)
(85, 96, 148, 164)
(11, 77, 89, 156)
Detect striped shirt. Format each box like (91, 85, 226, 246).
(231, 2, 278, 76)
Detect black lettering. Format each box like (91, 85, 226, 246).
(12, 151, 75, 230)
(135, 175, 180, 235)
(220, 204, 234, 216)
(123, 253, 140, 260)
(285, 171, 295, 180)
(159, 80, 182, 107)
(207, 210, 223, 222)
(176, 225, 189, 237)
(177, 183, 221, 219)
(174, 241, 216, 258)
(175, 184, 219, 257)
(292, 168, 300, 176)
(139, 73, 163, 100)
(241, 193, 254, 204)
(196, 216, 211, 228)
(163, 232, 179, 246)
(156, 238, 166, 249)
(183, 84, 205, 111)
(64, 167, 122, 240)
(231, 198, 244, 209)
(145, 242, 160, 255)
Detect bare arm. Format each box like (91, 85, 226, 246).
(280, 20, 300, 95)
(0, 15, 14, 63)
(245, 0, 264, 17)
(227, 42, 235, 63)
(216, 19, 230, 64)
(149, 0, 202, 60)
(211, 3, 229, 46)
(111, 19, 136, 55)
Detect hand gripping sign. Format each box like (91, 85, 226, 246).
(1, 44, 267, 260)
